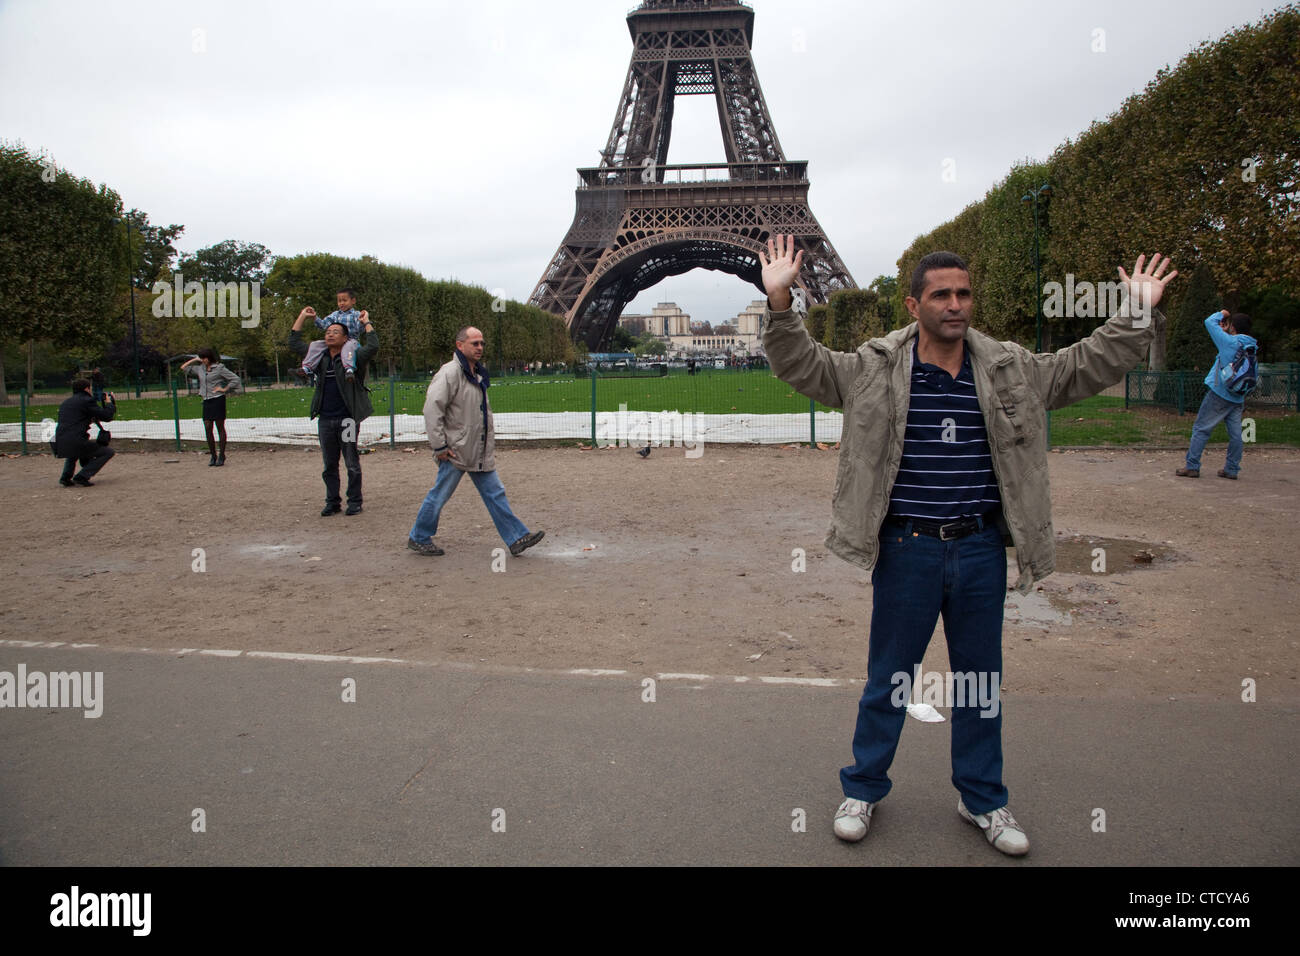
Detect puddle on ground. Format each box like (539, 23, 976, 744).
(1052, 534, 1175, 575)
(1004, 588, 1074, 626)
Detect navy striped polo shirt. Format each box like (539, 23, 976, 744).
(887, 340, 1001, 522)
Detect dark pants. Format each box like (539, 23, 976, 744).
(57, 439, 115, 482)
(318, 417, 361, 507)
(840, 522, 1009, 814)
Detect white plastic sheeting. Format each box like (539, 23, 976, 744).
(2, 411, 845, 447)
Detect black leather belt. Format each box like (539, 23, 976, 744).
(884, 513, 993, 541)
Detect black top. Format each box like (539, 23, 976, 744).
(318, 351, 349, 419)
(53, 392, 115, 456)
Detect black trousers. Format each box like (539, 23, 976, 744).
(318, 417, 361, 507)
(57, 439, 115, 481)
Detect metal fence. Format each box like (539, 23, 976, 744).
(2, 366, 844, 454)
(1125, 365, 1300, 415)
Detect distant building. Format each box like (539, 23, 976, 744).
(622, 299, 767, 358)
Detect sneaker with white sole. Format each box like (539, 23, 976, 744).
(833, 797, 874, 842)
(958, 799, 1029, 856)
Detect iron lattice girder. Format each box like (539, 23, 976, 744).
(603, 2, 782, 170)
(529, 0, 855, 349)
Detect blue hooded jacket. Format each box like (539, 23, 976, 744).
(1202, 313, 1258, 403)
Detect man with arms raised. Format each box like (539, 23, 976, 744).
(760, 236, 1176, 855)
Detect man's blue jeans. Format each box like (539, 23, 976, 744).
(409, 459, 530, 546)
(840, 522, 1009, 814)
(1185, 390, 1244, 475)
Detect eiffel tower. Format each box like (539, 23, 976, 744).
(529, 0, 856, 349)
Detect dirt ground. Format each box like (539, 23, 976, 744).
(1, 442, 1296, 704)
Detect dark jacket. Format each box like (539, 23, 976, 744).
(289, 328, 380, 421)
(52, 391, 116, 457)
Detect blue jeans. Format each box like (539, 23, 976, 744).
(1185, 390, 1244, 475)
(840, 522, 1009, 814)
(409, 459, 529, 545)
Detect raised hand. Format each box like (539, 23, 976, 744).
(759, 234, 805, 311)
(1117, 253, 1178, 312)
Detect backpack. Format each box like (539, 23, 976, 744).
(1219, 344, 1258, 397)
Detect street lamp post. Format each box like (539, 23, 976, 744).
(1020, 183, 1052, 353)
(113, 216, 143, 397)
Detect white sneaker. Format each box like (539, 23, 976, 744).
(833, 797, 874, 842)
(958, 800, 1030, 856)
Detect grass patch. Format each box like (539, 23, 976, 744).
(6, 375, 1296, 447)
(1049, 395, 1299, 446)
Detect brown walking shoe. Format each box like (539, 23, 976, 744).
(1217, 469, 1238, 479)
(509, 531, 545, 556)
(407, 537, 445, 556)
(1175, 467, 1200, 478)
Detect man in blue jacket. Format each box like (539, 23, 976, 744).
(1176, 310, 1257, 480)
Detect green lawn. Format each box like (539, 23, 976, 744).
(5, 374, 1297, 446)
(1047, 395, 1300, 446)
(1, 369, 824, 420)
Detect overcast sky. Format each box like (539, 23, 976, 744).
(0, 0, 1284, 325)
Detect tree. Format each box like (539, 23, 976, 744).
(1166, 263, 1220, 371)
(634, 338, 667, 356)
(868, 275, 898, 331)
(893, 7, 1299, 353)
(178, 239, 273, 284)
(1240, 283, 1300, 364)
(263, 252, 572, 381)
(0, 142, 126, 401)
(170, 240, 277, 367)
(126, 212, 184, 289)
(608, 325, 638, 351)
(822, 289, 881, 352)
(805, 304, 828, 343)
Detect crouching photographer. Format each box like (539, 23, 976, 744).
(53, 378, 116, 487)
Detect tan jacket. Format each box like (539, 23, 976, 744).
(423, 353, 496, 472)
(762, 304, 1160, 592)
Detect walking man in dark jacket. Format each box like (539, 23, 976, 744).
(52, 378, 116, 487)
(289, 307, 379, 515)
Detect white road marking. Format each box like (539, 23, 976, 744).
(247, 651, 406, 665)
(758, 676, 841, 687)
(0, 639, 859, 690)
(657, 673, 714, 681)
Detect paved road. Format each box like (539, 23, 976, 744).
(1, 643, 1295, 866)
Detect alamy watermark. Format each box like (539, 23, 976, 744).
(151, 271, 261, 327)
(1042, 275, 1151, 328)
(595, 403, 705, 458)
(891, 666, 1000, 718)
(50, 886, 150, 935)
(0, 664, 103, 718)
